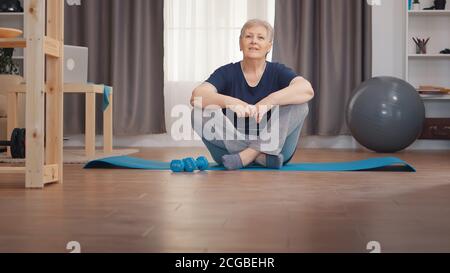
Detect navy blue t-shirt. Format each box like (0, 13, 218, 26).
(205, 61, 298, 134)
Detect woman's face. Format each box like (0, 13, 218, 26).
(240, 25, 272, 60)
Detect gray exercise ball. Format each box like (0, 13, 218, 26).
(347, 76, 425, 153)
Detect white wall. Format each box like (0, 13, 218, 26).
(372, 0, 406, 78)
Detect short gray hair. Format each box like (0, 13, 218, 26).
(240, 19, 274, 43)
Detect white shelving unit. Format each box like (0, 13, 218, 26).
(0, 1, 25, 75)
(405, 0, 450, 143)
(405, 0, 450, 101)
(409, 54, 450, 58)
(409, 10, 450, 16)
(421, 94, 450, 100)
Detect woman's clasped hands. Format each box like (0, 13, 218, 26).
(227, 97, 275, 124)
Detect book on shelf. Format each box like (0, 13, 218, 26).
(417, 85, 450, 95)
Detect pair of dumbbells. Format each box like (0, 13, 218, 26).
(0, 128, 26, 159)
(170, 156, 209, 173)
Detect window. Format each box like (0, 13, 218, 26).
(164, 0, 275, 82)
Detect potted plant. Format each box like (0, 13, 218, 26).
(413, 0, 421, 10)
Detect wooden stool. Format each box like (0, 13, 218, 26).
(5, 83, 114, 159)
(64, 83, 114, 159)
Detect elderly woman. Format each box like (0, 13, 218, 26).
(190, 19, 314, 170)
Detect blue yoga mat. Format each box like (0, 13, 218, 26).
(84, 156, 416, 172)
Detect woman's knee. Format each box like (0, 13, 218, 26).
(283, 103, 309, 119)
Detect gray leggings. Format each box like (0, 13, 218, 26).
(191, 103, 309, 165)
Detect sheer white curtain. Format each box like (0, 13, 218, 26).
(163, 0, 275, 139)
(164, 0, 275, 82)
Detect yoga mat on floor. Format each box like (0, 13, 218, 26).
(84, 156, 416, 172)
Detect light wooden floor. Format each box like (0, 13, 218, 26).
(0, 148, 449, 253)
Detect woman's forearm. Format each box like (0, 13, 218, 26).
(191, 90, 239, 109)
(268, 78, 315, 106)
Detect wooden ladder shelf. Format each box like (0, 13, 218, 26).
(0, 0, 64, 189)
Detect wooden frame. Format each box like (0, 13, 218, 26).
(0, 0, 64, 189)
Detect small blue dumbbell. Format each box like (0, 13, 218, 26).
(182, 157, 197, 172)
(170, 160, 185, 173)
(196, 156, 209, 171)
